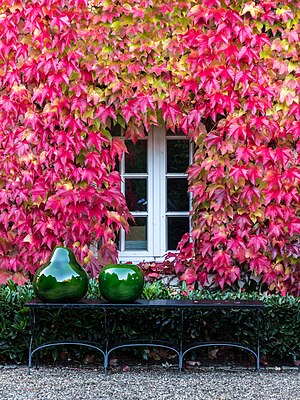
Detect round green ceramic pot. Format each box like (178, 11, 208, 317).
(33, 246, 89, 302)
(98, 264, 144, 303)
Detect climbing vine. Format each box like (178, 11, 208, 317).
(0, 0, 299, 295)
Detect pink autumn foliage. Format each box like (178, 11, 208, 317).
(0, 0, 130, 284)
(0, 0, 299, 296)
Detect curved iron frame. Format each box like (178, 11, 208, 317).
(26, 299, 264, 374)
(180, 342, 260, 370)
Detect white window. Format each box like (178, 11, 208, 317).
(113, 125, 193, 263)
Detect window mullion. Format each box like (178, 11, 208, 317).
(148, 126, 154, 257)
(151, 126, 166, 256)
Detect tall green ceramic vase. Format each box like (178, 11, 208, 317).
(98, 264, 144, 303)
(33, 246, 89, 302)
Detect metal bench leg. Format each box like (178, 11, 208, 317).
(104, 309, 109, 375)
(28, 308, 36, 375)
(28, 338, 33, 375)
(178, 309, 184, 372)
(256, 309, 261, 371)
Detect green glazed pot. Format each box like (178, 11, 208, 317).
(33, 246, 89, 302)
(99, 264, 144, 303)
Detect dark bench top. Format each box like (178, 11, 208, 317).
(25, 298, 265, 310)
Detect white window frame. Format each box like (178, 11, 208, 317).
(118, 125, 193, 264)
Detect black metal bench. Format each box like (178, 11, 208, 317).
(25, 298, 265, 373)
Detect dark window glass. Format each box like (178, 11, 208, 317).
(167, 178, 189, 211)
(125, 179, 147, 211)
(167, 140, 189, 173)
(110, 124, 122, 136)
(125, 217, 147, 250)
(125, 140, 147, 173)
(167, 217, 189, 250)
(115, 158, 120, 171)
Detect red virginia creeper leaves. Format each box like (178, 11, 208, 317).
(0, 0, 299, 296)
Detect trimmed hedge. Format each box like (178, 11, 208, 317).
(0, 280, 299, 364)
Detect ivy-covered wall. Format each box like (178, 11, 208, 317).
(0, 0, 299, 295)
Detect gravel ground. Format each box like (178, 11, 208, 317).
(0, 366, 299, 400)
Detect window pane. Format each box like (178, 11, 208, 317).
(125, 217, 147, 250)
(115, 157, 120, 171)
(167, 178, 189, 211)
(110, 124, 122, 136)
(125, 179, 147, 211)
(167, 140, 189, 173)
(125, 140, 147, 173)
(167, 217, 189, 250)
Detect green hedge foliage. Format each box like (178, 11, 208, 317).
(0, 280, 299, 365)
